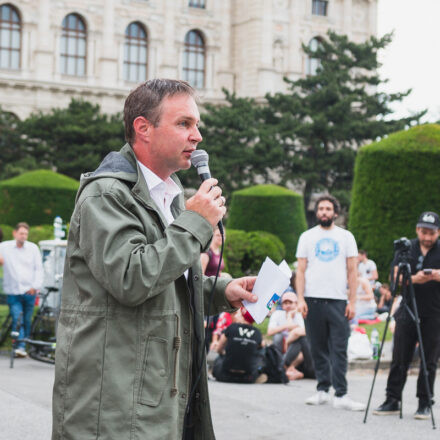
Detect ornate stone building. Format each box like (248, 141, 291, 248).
(0, 0, 377, 119)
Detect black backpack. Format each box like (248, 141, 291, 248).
(262, 344, 289, 384)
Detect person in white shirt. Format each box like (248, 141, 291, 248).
(0, 222, 43, 357)
(357, 250, 378, 286)
(296, 195, 365, 411)
(268, 290, 315, 380)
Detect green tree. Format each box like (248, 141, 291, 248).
(0, 107, 32, 180)
(20, 99, 124, 180)
(178, 90, 279, 199)
(264, 31, 426, 213)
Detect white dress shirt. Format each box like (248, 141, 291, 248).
(137, 161, 188, 279)
(137, 161, 182, 225)
(0, 240, 44, 295)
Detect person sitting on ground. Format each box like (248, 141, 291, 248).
(267, 291, 315, 380)
(354, 271, 377, 321)
(376, 283, 393, 314)
(213, 307, 266, 384)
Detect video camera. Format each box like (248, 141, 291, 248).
(393, 237, 411, 264)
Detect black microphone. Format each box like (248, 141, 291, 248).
(190, 150, 224, 234)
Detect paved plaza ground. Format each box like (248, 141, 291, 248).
(0, 355, 438, 440)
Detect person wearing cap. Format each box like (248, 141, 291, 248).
(268, 290, 315, 380)
(374, 211, 440, 420)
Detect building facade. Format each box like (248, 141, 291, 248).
(0, 0, 377, 119)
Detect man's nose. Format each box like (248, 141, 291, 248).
(190, 126, 202, 143)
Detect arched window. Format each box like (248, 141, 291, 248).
(306, 37, 322, 76)
(123, 22, 148, 82)
(60, 13, 86, 76)
(189, 0, 206, 8)
(0, 4, 21, 69)
(182, 30, 205, 89)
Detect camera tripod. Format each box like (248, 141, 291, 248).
(363, 260, 436, 429)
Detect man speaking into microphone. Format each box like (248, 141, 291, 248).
(52, 79, 257, 440)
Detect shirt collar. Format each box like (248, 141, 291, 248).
(137, 161, 181, 197)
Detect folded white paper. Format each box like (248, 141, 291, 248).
(243, 257, 291, 324)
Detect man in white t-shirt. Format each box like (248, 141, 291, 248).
(358, 250, 378, 286)
(296, 195, 365, 411)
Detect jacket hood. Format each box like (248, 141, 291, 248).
(76, 144, 138, 201)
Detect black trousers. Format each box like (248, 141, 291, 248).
(283, 336, 315, 378)
(305, 298, 350, 397)
(386, 311, 440, 405)
(212, 354, 260, 383)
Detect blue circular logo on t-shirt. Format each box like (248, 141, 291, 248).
(315, 238, 339, 262)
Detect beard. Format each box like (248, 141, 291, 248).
(318, 217, 334, 227)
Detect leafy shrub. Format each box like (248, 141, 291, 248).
(224, 229, 285, 278)
(227, 185, 307, 261)
(349, 124, 440, 278)
(0, 170, 79, 226)
(0, 224, 13, 241)
(0, 224, 55, 244)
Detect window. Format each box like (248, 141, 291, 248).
(189, 0, 206, 8)
(306, 37, 322, 76)
(182, 30, 205, 88)
(123, 22, 148, 82)
(0, 4, 21, 69)
(60, 13, 86, 76)
(312, 0, 328, 16)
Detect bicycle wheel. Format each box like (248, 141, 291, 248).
(28, 344, 56, 364)
(0, 314, 12, 347)
(31, 309, 56, 342)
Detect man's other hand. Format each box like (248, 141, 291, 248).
(186, 178, 226, 229)
(297, 298, 308, 318)
(345, 302, 355, 320)
(225, 276, 257, 309)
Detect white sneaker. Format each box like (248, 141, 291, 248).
(306, 391, 330, 405)
(14, 348, 28, 358)
(333, 395, 366, 411)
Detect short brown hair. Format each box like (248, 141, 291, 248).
(123, 79, 196, 145)
(14, 222, 29, 231)
(314, 195, 340, 215)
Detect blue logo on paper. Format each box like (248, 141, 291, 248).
(266, 293, 280, 310)
(315, 238, 339, 262)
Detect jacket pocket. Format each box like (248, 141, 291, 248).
(138, 336, 170, 407)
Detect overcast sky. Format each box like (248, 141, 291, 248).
(377, 0, 440, 122)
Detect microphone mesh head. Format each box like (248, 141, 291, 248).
(190, 149, 209, 167)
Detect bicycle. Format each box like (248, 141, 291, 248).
(6, 286, 59, 367)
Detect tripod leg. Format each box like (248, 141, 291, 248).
(363, 311, 394, 423)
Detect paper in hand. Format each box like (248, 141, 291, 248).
(243, 257, 291, 324)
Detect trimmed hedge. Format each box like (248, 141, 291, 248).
(226, 185, 307, 261)
(348, 124, 440, 278)
(0, 170, 79, 226)
(0, 224, 55, 243)
(224, 229, 286, 278)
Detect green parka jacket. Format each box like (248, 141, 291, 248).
(52, 144, 234, 440)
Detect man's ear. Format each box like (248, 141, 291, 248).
(133, 116, 151, 142)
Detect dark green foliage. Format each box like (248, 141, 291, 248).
(179, 90, 278, 199)
(0, 170, 79, 226)
(227, 184, 307, 261)
(263, 31, 426, 212)
(0, 224, 13, 241)
(224, 229, 285, 278)
(349, 124, 440, 278)
(19, 99, 124, 180)
(0, 223, 59, 243)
